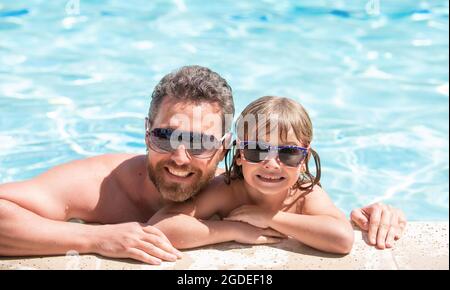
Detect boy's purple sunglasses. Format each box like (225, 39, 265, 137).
(239, 141, 308, 167)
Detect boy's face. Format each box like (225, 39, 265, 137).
(145, 96, 227, 202)
(237, 127, 306, 196)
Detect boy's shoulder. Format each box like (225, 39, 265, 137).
(283, 185, 324, 213)
(197, 174, 248, 212)
(196, 173, 235, 200)
(208, 174, 245, 198)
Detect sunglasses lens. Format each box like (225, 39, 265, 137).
(242, 142, 269, 163)
(149, 129, 220, 158)
(149, 128, 173, 152)
(241, 141, 307, 167)
(186, 132, 219, 157)
(278, 147, 306, 167)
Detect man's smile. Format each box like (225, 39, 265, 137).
(165, 166, 195, 180)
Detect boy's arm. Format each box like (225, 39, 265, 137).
(270, 186, 354, 254)
(225, 186, 354, 254)
(148, 176, 284, 249)
(148, 198, 233, 248)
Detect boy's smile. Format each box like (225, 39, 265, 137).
(255, 173, 286, 183)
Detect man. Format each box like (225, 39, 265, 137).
(0, 66, 406, 265)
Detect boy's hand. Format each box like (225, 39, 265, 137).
(224, 205, 275, 229)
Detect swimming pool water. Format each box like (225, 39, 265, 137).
(0, 0, 448, 220)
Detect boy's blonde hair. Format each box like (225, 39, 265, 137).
(225, 96, 321, 193)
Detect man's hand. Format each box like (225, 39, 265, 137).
(351, 203, 407, 249)
(230, 221, 287, 245)
(92, 222, 183, 265)
(224, 205, 275, 228)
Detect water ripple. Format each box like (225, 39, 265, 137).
(0, 9, 29, 18)
(0, 0, 448, 220)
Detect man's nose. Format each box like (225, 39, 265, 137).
(170, 144, 191, 166)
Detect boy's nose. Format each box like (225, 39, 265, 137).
(263, 152, 281, 170)
(170, 144, 191, 166)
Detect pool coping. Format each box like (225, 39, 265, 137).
(0, 221, 448, 270)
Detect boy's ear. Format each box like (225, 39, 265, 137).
(299, 163, 306, 173)
(236, 152, 243, 166)
(219, 133, 234, 161)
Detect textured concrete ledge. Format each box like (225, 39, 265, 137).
(0, 222, 448, 270)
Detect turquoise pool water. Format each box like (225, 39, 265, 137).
(0, 0, 448, 220)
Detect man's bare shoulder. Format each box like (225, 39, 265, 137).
(86, 153, 144, 171)
(47, 153, 142, 173)
(0, 153, 148, 222)
(39, 153, 149, 222)
(84, 153, 142, 166)
(32, 153, 145, 187)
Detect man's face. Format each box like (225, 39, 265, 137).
(145, 97, 227, 202)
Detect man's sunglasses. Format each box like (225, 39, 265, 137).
(238, 141, 308, 167)
(147, 127, 228, 159)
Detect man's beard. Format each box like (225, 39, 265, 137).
(147, 159, 217, 202)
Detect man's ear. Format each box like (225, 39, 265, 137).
(145, 130, 152, 152)
(218, 149, 227, 161)
(145, 134, 150, 151)
(145, 117, 150, 132)
(224, 132, 233, 149)
(144, 118, 150, 149)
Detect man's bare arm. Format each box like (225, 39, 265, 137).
(0, 198, 94, 256)
(0, 155, 181, 264)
